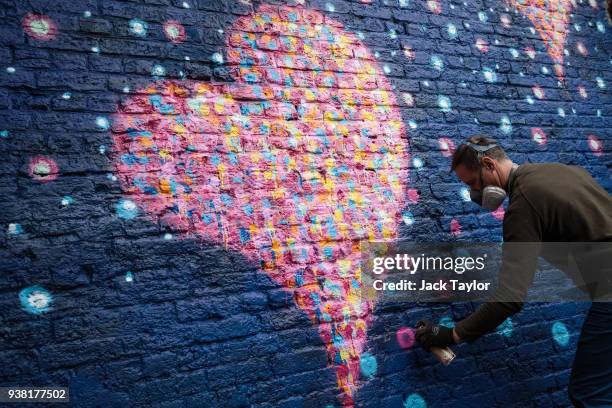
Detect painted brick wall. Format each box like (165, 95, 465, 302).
(0, 0, 610, 407)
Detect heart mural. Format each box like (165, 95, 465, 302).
(112, 4, 408, 406)
(509, 0, 573, 80)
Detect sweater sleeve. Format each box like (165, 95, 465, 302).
(455, 190, 543, 342)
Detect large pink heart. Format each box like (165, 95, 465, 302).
(112, 4, 408, 405)
(509, 0, 573, 80)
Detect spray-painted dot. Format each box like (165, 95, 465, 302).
(407, 188, 419, 203)
(29, 156, 59, 183)
(412, 157, 423, 168)
(116, 199, 139, 220)
(388, 29, 397, 39)
(83, 11, 92, 17)
(61, 196, 74, 207)
(163, 20, 185, 43)
(99, 145, 107, 154)
(437, 95, 451, 112)
(359, 352, 377, 378)
(532, 85, 545, 99)
(478, 11, 488, 22)
(439, 316, 455, 328)
(91, 46, 100, 53)
(499, 115, 512, 134)
(500, 14, 512, 27)
(596, 21, 605, 33)
(552, 321, 570, 347)
(447, 23, 458, 39)
(475, 38, 489, 53)
(587, 135, 602, 156)
(22, 13, 57, 40)
(95, 116, 110, 130)
(211, 52, 224, 64)
(396, 327, 415, 348)
(529, 26, 536, 34)
(408, 120, 417, 130)
(402, 93, 414, 107)
(426, 0, 441, 14)
(404, 393, 427, 408)
(430, 55, 444, 71)
(460, 187, 471, 202)
(8, 223, 23, 235)
(595, 76, 605, 89)
(541, 66, 549, 75)
(496, 318, 513, 337)
(576, 42, 588, 56)
(402, 211, 415, 226)
(182, 1, 190, 8)
(164, 232, 173, 240)
(123, 86, 130, 93)
(450, 219, 461, 236)
(557, 108, 566, 118)
(61, 92, 71, 100)
(0, 130, 8, 138)
(383, 65, 391, 74)
(524, 47, 536, 59)
(509, 48, 519, 58)
(399, 0, 409, 7)
(125, 271, 134, 282)
(531, 128, 547, 145)
(19, 285, 52, 315)
(578, 86, 588, 98)
(402, 46, 415, 62)
(438, 137, 455, 157)
(6, 67, 15, 74)
(326, 2, 335, 12)
(525, 95, 534, 104)
(151, 64, 166, 78)
(483, 67, 497, 83)
(129, 19, 148, 37)
(356, 31, 365, 40)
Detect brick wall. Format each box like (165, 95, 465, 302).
(0, 0, 610, 407)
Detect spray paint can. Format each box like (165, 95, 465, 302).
(430, 346, 456, 365)
(415, 321, 456, 365)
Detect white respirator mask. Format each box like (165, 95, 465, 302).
(465, 142, 513, 211)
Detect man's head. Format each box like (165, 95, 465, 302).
(451, 135, 514, 210)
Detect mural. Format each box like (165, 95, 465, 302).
(2, 0, 609, 406)
(112, 5, 408, 405)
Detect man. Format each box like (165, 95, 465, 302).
(415, 135, 612, 407)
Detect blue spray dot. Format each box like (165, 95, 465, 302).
(115, 199, 139, 220)
(360, 352, 377, 379)
(8, 223, 23, 235)
(125, 271, 134, 282)
(129, 18, 148, 37)
(0, 130, 9, 138)
(439, 316, 455, 328)
(496, 317, 513, 337)
(552, 321, 569, 347)
(19, 285, 53, 315)
(404, 393, 427, 408)
(95, 116, 110, 130)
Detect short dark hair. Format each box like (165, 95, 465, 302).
(450, 135, 508, 171)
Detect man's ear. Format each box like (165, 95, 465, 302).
(481, 156, 496, 171)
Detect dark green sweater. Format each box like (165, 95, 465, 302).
(455, 163, 612, 342)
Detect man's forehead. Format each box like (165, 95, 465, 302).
(454, 164, 478, 181)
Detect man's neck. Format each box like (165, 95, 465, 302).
(499, 160, 516, 191)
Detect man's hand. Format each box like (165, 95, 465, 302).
(415, 320, 456, 351)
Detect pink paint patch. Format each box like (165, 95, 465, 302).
(438, 137, 455, 157)
(407, 188, 419, 204)
(396, 327, 415, 349)
(578, 86, 588, 99)
(113, 5, 408, 406)
(403, 45, 415, 61)
(531, 128, 547, 145)
(22, 13, 57, 41)
(163, 20, 185, 43)
(524, 46, 536, 59)
(587, 135, 603, 156)
(532, 85, 545, 99)
(510, 0, 572, 81)
(29, 155, 59, 183)
(475, 38, 489, 53)
(450, 219, 461, 236)
(491, 205, 505, 220)
(576, 41, 588, 56)
(426, 0, 442, 14)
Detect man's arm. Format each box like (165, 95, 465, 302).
(454, 191, 543, 343)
